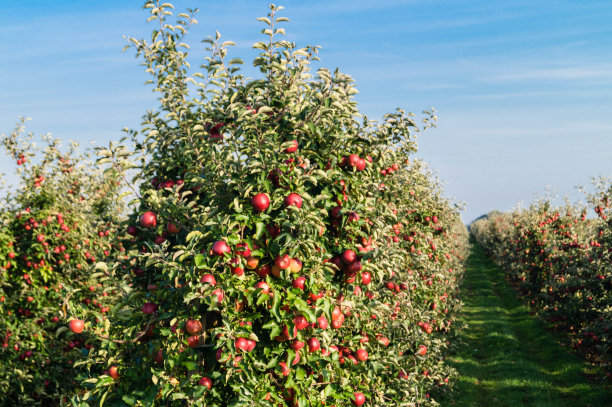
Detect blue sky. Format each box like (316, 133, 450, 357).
(2, 1, 612, 222)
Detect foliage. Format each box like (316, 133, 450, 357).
(471, 186, 612, 379)
(67, 2, 469, 406)
(0, 119, 128, 406)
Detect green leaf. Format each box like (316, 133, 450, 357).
(227, 234, 241, 245)
(122, 395, 137, 405)
(296, 367, 306, 381)
(55, 326, 69, 338)
(194, 254, 205, 268)
(254, 222, 265, 240)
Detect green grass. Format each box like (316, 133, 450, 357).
(440, 243, 612, 407)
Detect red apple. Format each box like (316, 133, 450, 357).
(348, 154, 360, 167)
(251, 193, 270, 212)
(109, 366, 119, 380)
(201, 274, 216, 285)
(187, 335, 200, 348)
(69, 319, 84, 334)
(167, 222, 180, 234)
(279, 361, 290, 376)
(345, 260, 362, 275)
(353, 392, 366, 406)
(292, 277, 306, 290)
(235, 243, 251, 257)
(293, 315, 309, 331)
(198, 377, 212, 389)
(307, 337, 321, 352)
(361, 272, 371, 285)
(211, 289, 224, 303)
(317, 316, 329, 329)
(275, 254, 291, 269)
(284, 140, 298, 153)
(139, 211, 157, 228)
(284, 193, 302, 209)
(212, 240, 231, 256)
(254, 281, 270, 294)
(142, 302, 158, 314)
(291, 340, 305, 351)
(185, 319, 203, 335)
(153, 349, 164, 364)
(235, 337, 251, 352)
(356, 349, 368, 362)
(256, 264, 271, 278)
(342, 249, 357, 264)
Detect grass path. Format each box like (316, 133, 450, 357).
(440, 243, 611, 406)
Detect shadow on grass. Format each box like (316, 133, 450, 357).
(439, 244, 612, 407)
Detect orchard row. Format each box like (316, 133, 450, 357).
(0, 2, 469, 406)
(471, 186, 612, 380)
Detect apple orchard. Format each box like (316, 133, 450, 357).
(0, 2, 470, 407)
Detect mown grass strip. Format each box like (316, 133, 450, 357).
(441, 243, 612, 406)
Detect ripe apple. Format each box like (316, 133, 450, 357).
(361, 272, 371, 285)
(417, 345, 427, 356)
(284, 140, 298, 153)
(256, 264, 271, 278)
(342, 249, 357, 264)
(212, 240, 231, 256)
(201, 274, 216, 285)
(293, 315, 309, 331)
(69, 319, 84, 334)
(284, 193, 302, 209)
(229, 258, 244, 276)
(345, 260, 362, 275)
(167, 222, 180, 234)
(142, 303, 158, 314)
(198, 377, 212, 389)
(353, 392, 366, 406)
(271, 264, 282, 278)
(307, 337, 320, 352)
(275, 254, 291, 269)
(185, 319, 203, 335)
(251, 193, 270, 212)
(317, 316, 329, 329)
(254, 281, 270, 294)
(236, 337, 253, 352)
(291, 340, 305, 351)
(356, 349, 368, 362)
(245, 256, 259, 269)
(279, 362, 290, 376)
(109, 366, 119, 380)
(235, 243, 251, 257)
(187, 335, 200, 348)
(292, 277, 306, 290)
(211, 289, 224, 303)
(289, 258, 302, 273)
(139, 212, 157, 228)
